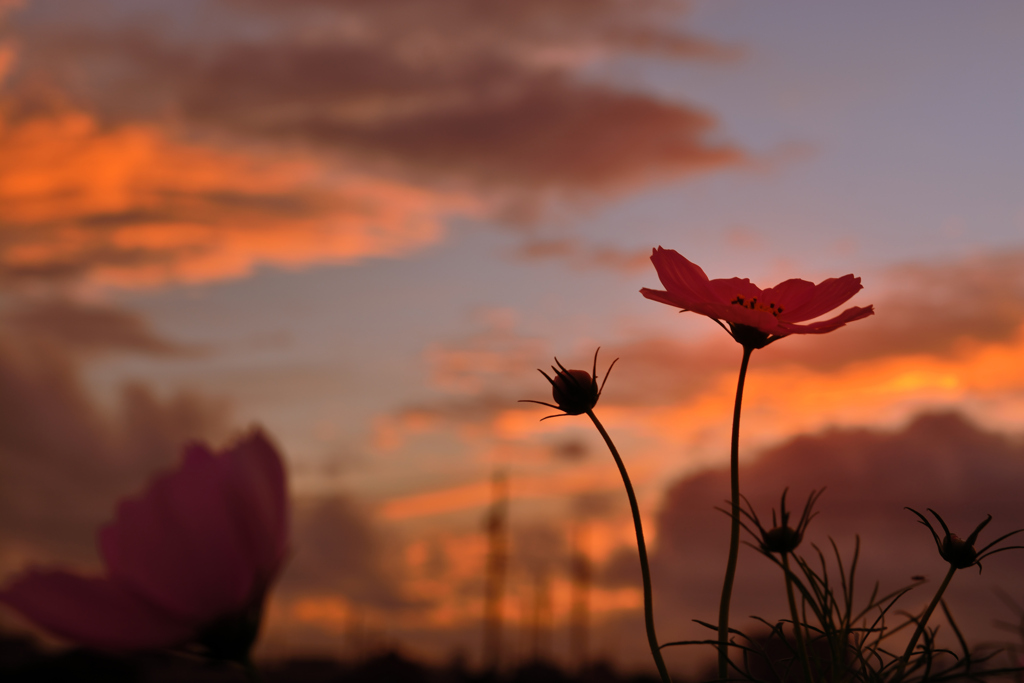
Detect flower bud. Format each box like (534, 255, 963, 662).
(762, 525, 803, 555)
(940, 533, 979, 569)
(907, 507, 1024, 573)
(552, 369, 599, 415)
(520, 349, 618, 421)
(741, 488, 823, 557)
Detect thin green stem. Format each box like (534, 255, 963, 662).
(587, 409, 671, 683)
(783, 552, 813, 683)
(896, 564, 957, 680)
(719, 345, 753, 680)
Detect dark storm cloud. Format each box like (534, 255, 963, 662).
(644, 412, 1024, 649)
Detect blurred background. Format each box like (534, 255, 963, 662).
(0, 0, 1023, 677)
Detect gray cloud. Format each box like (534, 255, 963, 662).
(0, 319, 418, 651)
(3, 299, 202, 357)
(0, 0, 746, 290)
(0, 335, 231, 578)
(281, 494, 413, 611)
(225, 0, 735, 61)
(512, 238, 653, 273)
(2, 0, 742, 195)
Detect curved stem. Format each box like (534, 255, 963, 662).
(587, 409, 671, 683)
(719, 345, 753, 680)
(782, 552, 813, 683)
(896, 564, 957, 679)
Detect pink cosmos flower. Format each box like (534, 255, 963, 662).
(640, 247, 873, 348)
(0, 431, 288, 662)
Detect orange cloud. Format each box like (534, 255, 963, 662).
(388, 523, 643, 634)
(426, 309, 546, 393)
(380, 480, 494, 521)
(4, 0, 742, 202)
(290, 595, 354, 633)
(0, 111, 476, 288)
(609, 326, 1024, 468)
(386, 319, 1024, 506)
(0, 42, 14, 84)
(379, 455, 663, 523)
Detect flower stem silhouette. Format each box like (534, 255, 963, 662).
(523, 352, 668, 682)
(897, 564, 956, 678)
(781, 552, 813, 683)
(640, 249, 872, 679)
(718, 344, 752, 679)
(739, 488, 822, 682)
(898, 508, 1024, 679)
(587, 408, 671, 683)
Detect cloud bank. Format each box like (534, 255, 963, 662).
(0, 0, 741, 288)
(648, 411, 1024, 674)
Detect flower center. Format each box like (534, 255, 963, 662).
(731, 295, 784, 317)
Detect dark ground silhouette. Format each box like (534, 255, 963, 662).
(0, 632, 664, 683)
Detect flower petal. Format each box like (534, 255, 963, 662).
(99, 443, 258, 623)
(218, 431, 289, 586)
(639, 286, 688, 309)
(708, 277, 763, 304)
(0, 570, 191, 651)
(777, 275, 863, 323)
(641, 249, 873, 343)
(760, 278, 817, 312)
(777, 305, 874, 334)
(717, 306, 787, 336)
(648, 248, 729, 311)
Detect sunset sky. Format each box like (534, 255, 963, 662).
(1, 0, 1023, 675)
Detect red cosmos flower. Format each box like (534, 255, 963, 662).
(640, 247, 873, 348)
(0, 431, 288, 662)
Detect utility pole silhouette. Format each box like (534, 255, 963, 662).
(569, 524, 592, 671)
(482, 472, 509, 672)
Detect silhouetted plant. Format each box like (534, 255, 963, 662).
(641, 248, 873, 679)
(523, 350, 669, 683)
(524, 250, 1024, 683)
